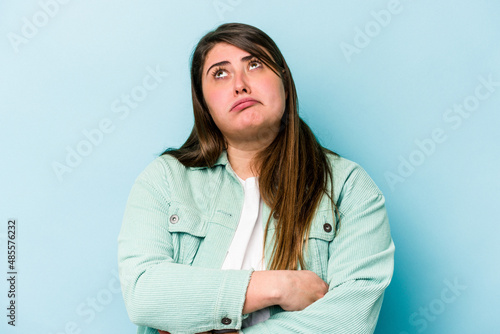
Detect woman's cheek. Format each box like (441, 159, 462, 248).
(206, 90, 229, 114)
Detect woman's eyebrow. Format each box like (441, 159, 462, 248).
(205, 55, 255, 76)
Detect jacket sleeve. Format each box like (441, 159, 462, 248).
(117, 158, 252, 333)
(241, 162, 395, 334)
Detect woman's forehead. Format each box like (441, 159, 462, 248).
(204, 43, 251, 64)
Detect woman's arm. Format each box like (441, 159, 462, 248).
(120, 158, 331, 333)
(243, 269, 328, 314)
(240, 161, 395, 334)
(156, 268, 329, 334)
(118, 158, 253, 333)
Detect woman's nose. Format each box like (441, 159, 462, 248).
(234, 70, 250, 95)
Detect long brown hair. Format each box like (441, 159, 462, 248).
(161, 22, 340, 270)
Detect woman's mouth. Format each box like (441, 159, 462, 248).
(231, 98, 259, 112)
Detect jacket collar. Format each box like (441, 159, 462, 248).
(189, 150, 229, 170)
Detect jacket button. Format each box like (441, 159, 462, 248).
(273, 211, 280, 219)
(221, 317, 232, 325)
(169, 214, 179, 224)
(323, 223, 332, 232)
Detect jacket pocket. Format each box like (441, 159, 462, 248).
(305, 208, 337, 282)
(166, 202, 208, 265)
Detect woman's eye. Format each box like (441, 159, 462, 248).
(249, 61, 262, 70)
(214, 69, 228, 79)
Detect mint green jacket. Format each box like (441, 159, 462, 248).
(117, 150, 395, 334)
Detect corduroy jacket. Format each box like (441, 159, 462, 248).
(117, 149, 395, 334)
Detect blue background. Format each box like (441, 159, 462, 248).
(1, 1, 499, 333)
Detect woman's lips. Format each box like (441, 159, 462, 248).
(230, 99, 259, 112)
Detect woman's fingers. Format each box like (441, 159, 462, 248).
(158, 270, 326, 332)
(278, 270, 329, 311)
(243, 269, 328, 313)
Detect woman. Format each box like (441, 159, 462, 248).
(118, 22, 395, 334)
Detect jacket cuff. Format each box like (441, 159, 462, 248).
(214, 269, 253, 330)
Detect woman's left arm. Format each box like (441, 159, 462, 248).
(241, 162, 395, 334)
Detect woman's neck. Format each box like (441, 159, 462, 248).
(226, 144, 260, 180)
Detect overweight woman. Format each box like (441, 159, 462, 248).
(118, 22, 395, 334)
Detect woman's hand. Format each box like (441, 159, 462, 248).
(243, 270, 328, 314)
(277, 270, 329, 311)
(158, 271, 327, 334)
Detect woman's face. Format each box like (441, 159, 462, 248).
(201, 42, 287, 148)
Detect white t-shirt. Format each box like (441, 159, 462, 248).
(221, 175, 270, 328)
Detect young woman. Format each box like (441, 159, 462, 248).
(118, 22, 395, 334)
